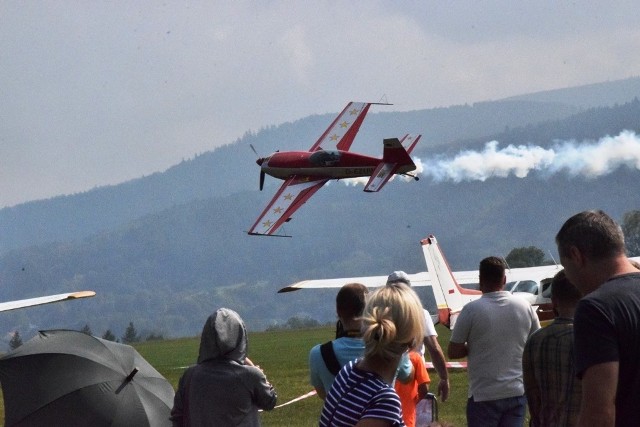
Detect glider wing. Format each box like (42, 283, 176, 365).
(0, 291, 96, 313)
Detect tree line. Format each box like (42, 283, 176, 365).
(505, 210, 640, 268)
(9, 321, 164, 350)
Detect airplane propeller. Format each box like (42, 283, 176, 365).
(259, 169, 265, 191)
(250, 144, 266, 191)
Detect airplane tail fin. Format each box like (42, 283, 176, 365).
(364, 134, 421, 192)
(381, 134, 418, 164)
(421, 235, 481, 329)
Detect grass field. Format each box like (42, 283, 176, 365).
(0, 325, 474, 426)
(134, 324, 471, 427)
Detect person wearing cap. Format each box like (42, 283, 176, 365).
(387, 270, 450, 402)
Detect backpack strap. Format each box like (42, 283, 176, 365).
(320, 341, 342, 376)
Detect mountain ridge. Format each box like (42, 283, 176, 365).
(0, 77, 639, 345)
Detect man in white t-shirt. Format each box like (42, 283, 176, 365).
(387, 270, 450, 402)
(447, 257, 540, 427)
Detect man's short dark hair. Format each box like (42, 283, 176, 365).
(551, 270, 582, 303)
(336, 283, 368, 319)
(555, 210, 626, 260)
(479, 256, 507, 285)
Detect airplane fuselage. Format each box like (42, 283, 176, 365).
(248, 101, 421, 236)
(260, 149, 415, 180)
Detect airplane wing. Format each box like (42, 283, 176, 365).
(309, 102, 376, 152)
(248, 177, 329, 236)
(280, 275, 387, 292)
(401, 133, 421, 155)
(364, 135, 421, 192)
(0, 291, 96, 313)
(278, 272, 433, 292)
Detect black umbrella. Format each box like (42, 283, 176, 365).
(0, 330, 174, 427)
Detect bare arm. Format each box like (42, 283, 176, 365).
(356, 419, 394, 427)
(447, 341, 468, 359)
(424, 336, 449, 402)
(577, 362, 618, 427)
(315, 386, 327, 400)
(417, 382, 429, 401)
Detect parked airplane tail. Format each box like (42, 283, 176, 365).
(364, 134, 421, 192)
(421, 235, 481, 329)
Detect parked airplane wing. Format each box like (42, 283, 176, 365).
(278, 234, 603, 329)
(0, 291, 96, 313)
(248, 176, 328, 236)
(278, 272, 433, 292)
(309, 102, 375, 152)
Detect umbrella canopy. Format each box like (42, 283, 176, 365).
(0, 330, 174, 427)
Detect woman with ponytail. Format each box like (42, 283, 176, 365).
(320, 282, 425, 427)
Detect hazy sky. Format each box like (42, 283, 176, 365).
(2, 1, 639, 208)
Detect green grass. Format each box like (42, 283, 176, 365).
(135, 325, 469, 426)
(0, 325, 470, 426)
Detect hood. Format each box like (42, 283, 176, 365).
(198, 308, 248, 364)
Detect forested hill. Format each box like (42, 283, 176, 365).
(1, 98, 581, 255)
(3, 77, 640, 255)
(0, 79, 639, 346)
(505, 76, 640, 108)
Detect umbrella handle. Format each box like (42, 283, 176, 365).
(125, 367, 139, 382)
(115, 367, 139, 395)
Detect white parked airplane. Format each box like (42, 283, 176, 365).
(278, 238, 561, 327)
(279, 234, 640, 329)
(0, 291, 95, 312)
(421, 235, 558, 329)
(422, 235, 640, 328)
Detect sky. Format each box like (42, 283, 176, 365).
(2, 1, 640, 209)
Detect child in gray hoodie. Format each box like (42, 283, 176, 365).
(171, 308, 277, 426)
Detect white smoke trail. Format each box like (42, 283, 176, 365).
(548, 130, 640, 177)
(423, 130, 640, 182)
(339, 130, 640, 187)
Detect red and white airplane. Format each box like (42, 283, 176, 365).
(248, 102, 421, 236)
(421, 235, 559, 329)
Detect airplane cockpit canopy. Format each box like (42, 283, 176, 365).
(310, 150, 341, 166)
(511, 280, 538, 295)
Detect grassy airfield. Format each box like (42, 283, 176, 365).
(136, 324, 470, 427)
(0, 325, 474, 426)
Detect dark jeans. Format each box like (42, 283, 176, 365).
(467, 395, 527, 427)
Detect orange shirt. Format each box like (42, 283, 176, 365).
(395, 351, 430, 427)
